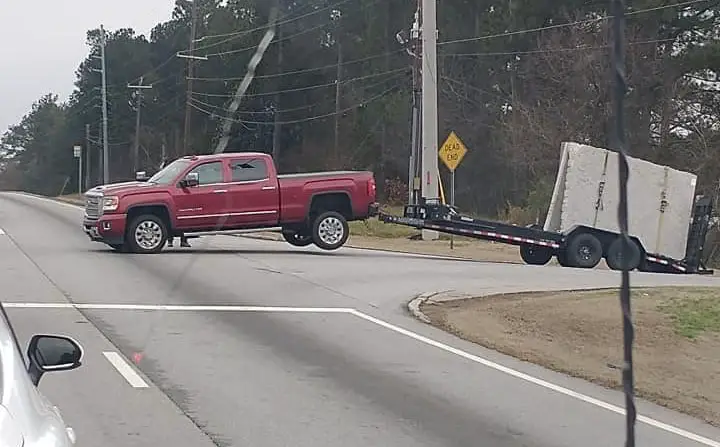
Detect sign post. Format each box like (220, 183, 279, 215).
(438, 131, 469, 249)
(73, 145, 82, 194)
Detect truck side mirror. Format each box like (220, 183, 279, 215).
(136, 171, 149, 181)
(181, 172, 200, 188)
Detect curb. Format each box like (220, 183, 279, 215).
(407, 292, 437, 324)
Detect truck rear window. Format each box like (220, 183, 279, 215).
(231, 159, 268, 182)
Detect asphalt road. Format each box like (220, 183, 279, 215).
(2, 191, 720, 447)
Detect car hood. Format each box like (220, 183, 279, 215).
(86, 181, 165, 197)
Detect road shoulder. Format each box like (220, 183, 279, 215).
(414, 287, 720, 427)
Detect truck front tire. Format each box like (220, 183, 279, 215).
(126, 214, 168, 254)
(311, 211, 349, 251)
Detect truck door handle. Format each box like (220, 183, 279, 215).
(213, 189, 228, 193)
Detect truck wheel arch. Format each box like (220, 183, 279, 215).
(126, 204, 173, 231)
(308, 192, 352, 220)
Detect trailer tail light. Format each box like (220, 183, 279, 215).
(367, 177, 376, 198)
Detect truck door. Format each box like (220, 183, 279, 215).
(174, 160, 229, 230)
(226, 157, 280, 227)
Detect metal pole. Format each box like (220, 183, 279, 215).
(100, 25, 110, 184)
(450, 170, 455, 249)
(183, 0, 199, 155)
(420, 0, 439, 239)
(84, 124, 91, 189)
(78, 149, 83, 194)
(333, 39, 343, 168)
(128, 77, 152, 174)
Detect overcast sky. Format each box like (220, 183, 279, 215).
(0, 1, 176, 134)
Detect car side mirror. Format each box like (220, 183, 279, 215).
(27, 335, 83, 386)
(181, 172, 200, 188)
(136, 171, 149, 181)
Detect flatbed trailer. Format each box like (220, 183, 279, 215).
(379, 197, 714, 274)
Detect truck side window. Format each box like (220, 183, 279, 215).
(231, 159, 268, 182)
(188, 162, 224, 185)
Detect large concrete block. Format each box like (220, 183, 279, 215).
(544, 142, 697, 259)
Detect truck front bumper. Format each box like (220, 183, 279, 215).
(83, 214, 127, 245)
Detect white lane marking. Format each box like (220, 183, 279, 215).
(6, 300, 718, 445)
(2, 302, 354, 313)
(4, 192, 83, 210)
(0, 228, 5, 235)
(349, 309, 720, 447)
(102, 351, 149, 388)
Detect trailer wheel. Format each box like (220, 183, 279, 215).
(565, 233, 603, 268)
(519, 244, 553, 265)
(605, 237, 642, 271)
(282, 230, 313, 247)
(557, 251, 571, 267)
(311, 211, 349, 250)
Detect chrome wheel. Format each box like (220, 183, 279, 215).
(317, 216, 344, 246)
(134, 220, 163, 251)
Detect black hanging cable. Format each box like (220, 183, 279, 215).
(611, 0, 636, 446)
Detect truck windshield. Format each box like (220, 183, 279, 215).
(148, 159, 192, 185)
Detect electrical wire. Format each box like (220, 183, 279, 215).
(189, 49, 405, 82)
(189, 0, 356, 52)
(204, 21, 332, 57)
(192, 67, 409, 98)
(190, 82, 402, 125)
(441, 38, 676, 57)
(438, 0, 709, 46)
(191, 72, 407, 116)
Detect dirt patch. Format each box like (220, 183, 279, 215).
(421, 287, 720, 426)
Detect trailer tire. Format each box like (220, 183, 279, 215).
(557, 251, 571, 267)
(519, 244, 553, 265)
(311, 211, 349, 251)
(605, 237, 642, 271)
(565, 233, 603, 268)
(282, 230, 313, 247)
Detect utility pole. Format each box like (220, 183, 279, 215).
(214, 7, 279, 154)
(128, 77, 152, 174)
(333, 39, 343, 168)
(420, 0, 439, 239)
(183, 0, 199, 155)
(99, 25, 110, 184)
(84, 124, 91, 189)
(409, 7, 422, 205)
(272, 17, 284, 168)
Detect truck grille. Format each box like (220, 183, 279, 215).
(85, 196, 101, 219)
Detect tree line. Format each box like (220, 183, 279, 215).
(1, 0, 718, 220)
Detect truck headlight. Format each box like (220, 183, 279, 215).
(102, 196, 119, 211)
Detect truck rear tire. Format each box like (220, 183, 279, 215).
(605, 237, 642, 271)
(311, 211, 349, 251)
(126, 214, 168, 254)
(519, 244, 553, 265)
(565, 233, 603, 268)
(282, 230, 313, 247)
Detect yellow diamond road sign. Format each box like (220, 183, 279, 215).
(438, 131, 468, 172)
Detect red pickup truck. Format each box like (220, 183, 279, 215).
(82, 152, 378, 253)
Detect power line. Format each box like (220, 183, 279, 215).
(190, 82, 403, 125)
(189, 49, 405, 82)
(442, 37, 676, 57)
(188, 0, 356, 52)
(191, 72, 406, 115)
(193, 67, 409, 98)
(438, 0, 710, 46)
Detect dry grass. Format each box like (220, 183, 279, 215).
(422, 287, 720, 426)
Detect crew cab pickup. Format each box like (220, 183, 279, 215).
(82, 153, 378, 253)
